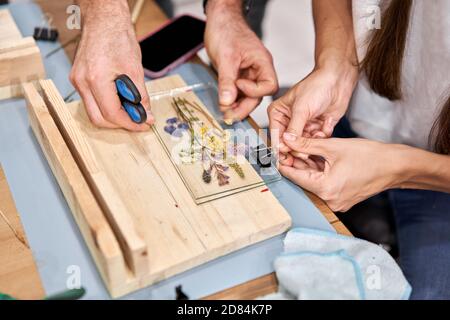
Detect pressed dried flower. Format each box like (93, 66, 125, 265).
(230, 163, 245, 178)
(217, 171, 230, 186)
(202, 168, 212, 184)
(178, 122, 189, 130)
(164, 125, 176, 135)
(166, 117, 178, 124)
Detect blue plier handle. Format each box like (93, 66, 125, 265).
(115, 74, 147, 124)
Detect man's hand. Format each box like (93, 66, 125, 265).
(204, 0, 278, 123)
(268, 66, 357, 153)
(70, 0, 153, 131)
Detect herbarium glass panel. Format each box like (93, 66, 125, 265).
(148, 78, 280, 204)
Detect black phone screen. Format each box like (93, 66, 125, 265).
(139, 15, 206, 73)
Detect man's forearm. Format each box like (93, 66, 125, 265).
(395, 146, 450, 193)
(76, 0, 131, 29)
(205, 0, 244, 17)
(312, 0, 358, 72)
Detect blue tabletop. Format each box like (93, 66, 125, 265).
(0, 1, 334, 299)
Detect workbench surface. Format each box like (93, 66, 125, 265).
(0, 1, 345, 299)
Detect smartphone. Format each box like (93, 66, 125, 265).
(139, 15, 206, 78)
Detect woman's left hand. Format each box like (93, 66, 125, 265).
(279, 134, 406, 212)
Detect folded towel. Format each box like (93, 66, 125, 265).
(270, 228, 411, 300)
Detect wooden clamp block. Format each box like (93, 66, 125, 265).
(24, 77, 292, 298)
(23, 83, 128, 295)
(0, 9, 45, 100)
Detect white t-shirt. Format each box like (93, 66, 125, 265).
(348, 0, 450, 150)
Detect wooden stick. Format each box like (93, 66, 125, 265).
(23, 82, 128, 290)
(38, 80, 149, 277)
(131, 0, 145, 25)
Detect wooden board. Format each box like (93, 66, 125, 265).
(0, 9, 45, 100)
(0, 164, 45, 300)
(22, 82, 128, 293)
(26, 77, 292, 297)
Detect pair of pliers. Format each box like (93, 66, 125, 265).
(114, 74, 147, 124)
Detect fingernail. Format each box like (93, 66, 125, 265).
(283, 132, 297, 141)
(220, 90, 233, 105)
(224, 118, 234, 126)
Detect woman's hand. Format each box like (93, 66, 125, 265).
(70, 0, 153, 131)
(205, 1, 278, 123)
(278, 135, 406, 212)
(268, 66, 357, 153)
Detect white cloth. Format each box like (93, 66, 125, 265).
(348, 0, 450, 150)
(268, 228, 411, 300)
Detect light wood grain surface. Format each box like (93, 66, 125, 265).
(0, 9, 45, 99)
(29, 77, 292, 297)
(0, 165, 45, 300)
(23, 82, 128, 292)
(29, 0, 351, 299)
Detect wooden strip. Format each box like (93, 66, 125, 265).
(331, 221, 352, 236)
(38, 80, 148, 277)
(0, 37, 35, 54)
(0, 9, 22, 43)
(204, 273, 278, 300)
(131, 0, 145, 24)
(0, 10, 45, 89)
(0, 164, 45, 300)
(303, 190, 339, 224)
(23, 82, 128, 289)
(0, 83, 23, 101)
(0, 46, 46, 87)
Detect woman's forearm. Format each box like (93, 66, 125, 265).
(394, 145, 450, 193)
(312, 0, 358, 71)
(312, 0, 359, 103)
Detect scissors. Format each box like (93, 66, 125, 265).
(114, 74, 147, 124)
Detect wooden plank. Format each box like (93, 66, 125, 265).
(304, 190, 339, 224)
(0, 37, 35, 54)
(0, 46, 45, 86)
(23, 82, 128, 292)
(131, 0, 145, 24)
(0, 164, 45, 300)
(39, 80, 148, 278)
(331, 221, 353, 237)
(33, 77, 291, 297)
(0, 9, 22, 43)
(0, 10, 45, 96)
(204, 273, 278, 300)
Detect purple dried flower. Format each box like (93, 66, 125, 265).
(177, 122, 189, 130)
(164, 125, 176, 135)
(166, 117, 178, 124)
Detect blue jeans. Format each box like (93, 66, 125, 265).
(334, 118, 450, 300)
